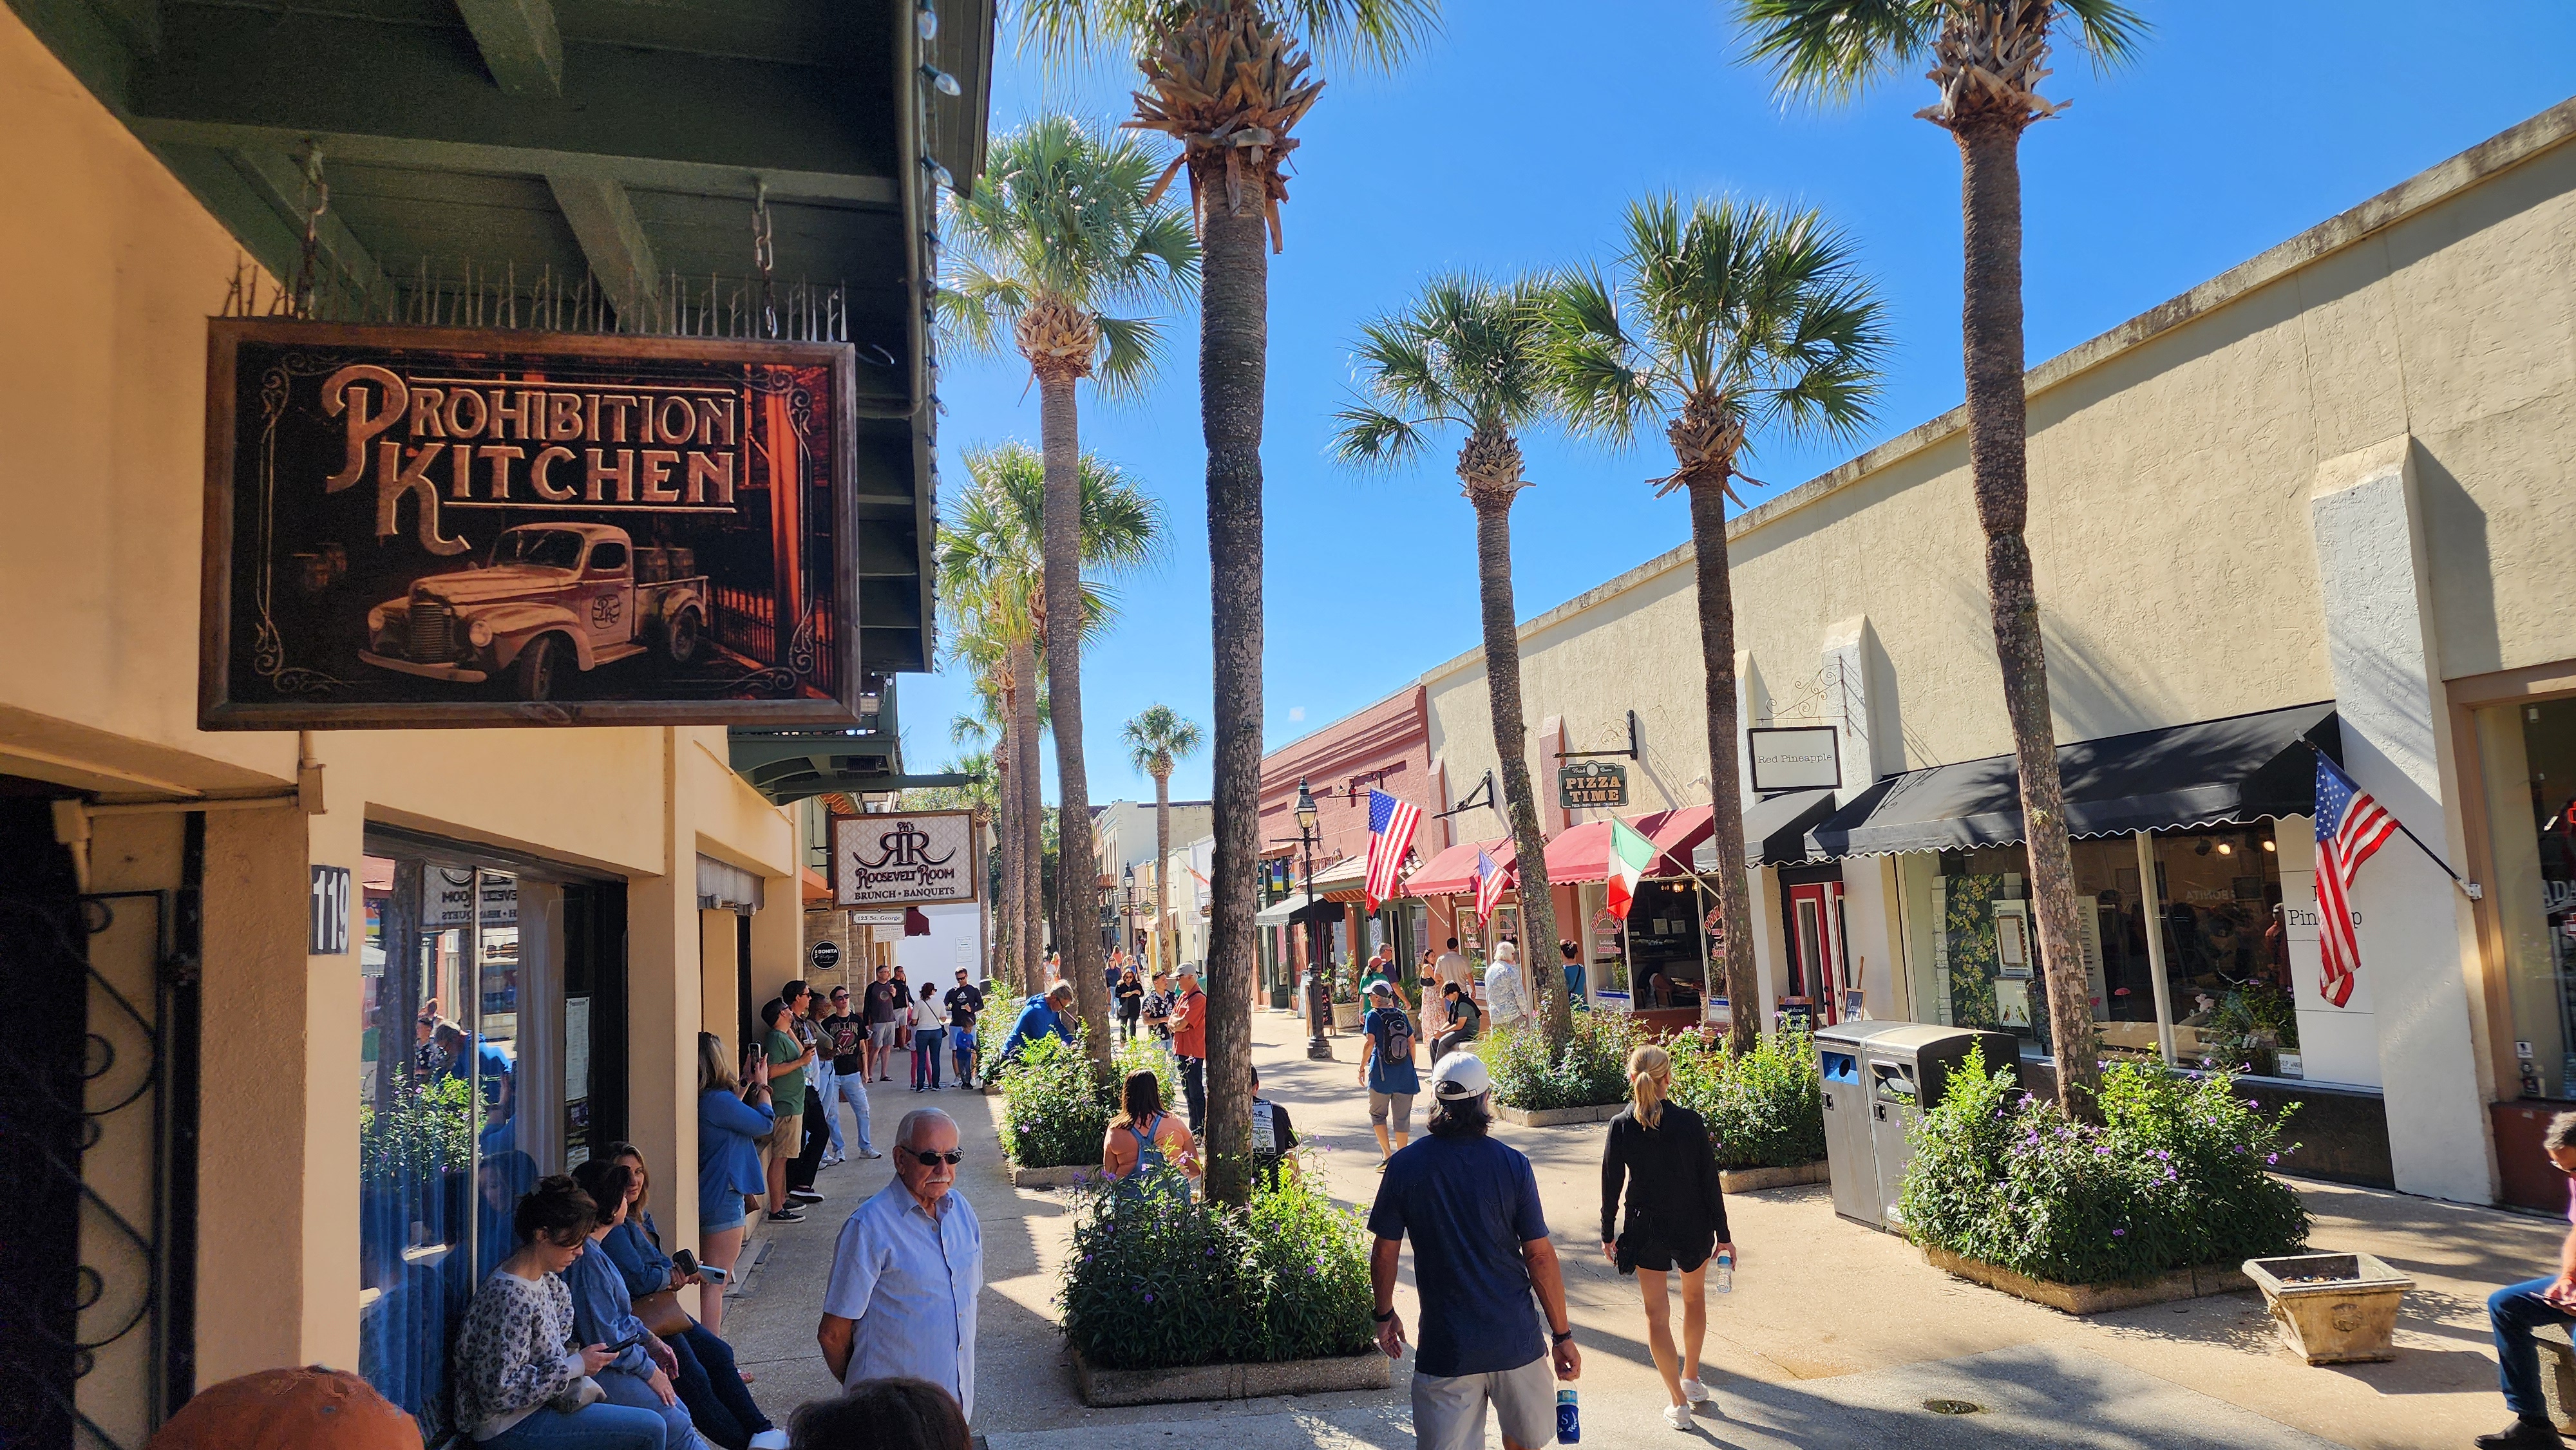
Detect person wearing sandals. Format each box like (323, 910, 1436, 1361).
(1358, 980, 1419, 1172)
(594, 1142, 787, 1450)
(1598, 1043, 1733, 1432)
(1100, 1069, 1197, 1196)
(451, 1174, 668, 1449)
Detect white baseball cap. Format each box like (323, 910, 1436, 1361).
(1430, 1051, 1491, 1102)
(1366, 980, 1394, 999)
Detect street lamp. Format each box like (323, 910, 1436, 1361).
(1295, 778, 1331, 1060)
(1121, 863, 1137, 960)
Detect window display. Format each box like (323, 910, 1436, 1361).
(2476, 697, 2576, 1100)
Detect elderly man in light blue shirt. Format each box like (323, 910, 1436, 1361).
(818, 1106, 983, 1420)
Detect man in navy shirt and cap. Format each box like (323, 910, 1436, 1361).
(1368, 1052, 1580, 1450)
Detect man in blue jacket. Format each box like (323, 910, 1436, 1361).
(996, 981, 1077, 1064)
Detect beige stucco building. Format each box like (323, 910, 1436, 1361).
(0, 1, 986, 1440)
(1377, 99, 2576, 1210)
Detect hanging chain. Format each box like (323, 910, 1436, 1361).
(291, 143, 328, 320)
(752, 180, 779, 339)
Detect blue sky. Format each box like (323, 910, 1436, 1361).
(902, 0, 2576, 807)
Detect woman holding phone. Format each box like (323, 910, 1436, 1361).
(565, 1160, 705, 1449)
(597, 1143, 785, 1449)
(695, 1032, 773, 1336)
(451, 1175, 667, 1449)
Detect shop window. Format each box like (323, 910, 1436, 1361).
(1918, 831, 2284, 1065)
(357, 849, 621, 1439)
(2476, 697, 2576, 1100)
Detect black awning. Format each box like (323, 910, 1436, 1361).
(1741, 788, 1838, 867)
(1805, 702, 2339, 859)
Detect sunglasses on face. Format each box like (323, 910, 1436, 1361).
(903, 1148, 963, 1167)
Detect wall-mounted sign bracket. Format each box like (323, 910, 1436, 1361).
(1558, 710, 1642, 762)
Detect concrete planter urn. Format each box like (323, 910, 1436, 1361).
(1331, 1001, 1363, 1031)
(2243, 1252, 2415, 1364)
(1003, 1160, 1093, 1189)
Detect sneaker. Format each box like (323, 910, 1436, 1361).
(1680, 1379, 1712, 1405)
(820, 1154, 843, 1168)
(788, 1188, 824, 1204)
(748, 1431, 791, 1449)
(1662, 1403, 1694, 1431)
(765, 1207, 806, 1223)
(2477, 1420, 2568, 1450)
(855, 1149, 883, 1160)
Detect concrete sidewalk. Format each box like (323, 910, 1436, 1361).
(717, 1008, 2538, 1449)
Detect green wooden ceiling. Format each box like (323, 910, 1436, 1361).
(12, 0, 997, 686)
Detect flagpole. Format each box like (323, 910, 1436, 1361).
(2304, 742, 2483, 901)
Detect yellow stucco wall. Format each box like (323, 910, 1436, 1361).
(1425, 100, 2576, 803)
(0, 8, 800, 1381)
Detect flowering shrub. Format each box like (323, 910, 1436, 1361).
(992, 1032, 1179, 1169)
(1482, 1011, 1651, 1111)
(1059, 1163, 1374, 1369)
(1899, 1046, 2310, 1285)
(1666, 1027, 1826, 1168)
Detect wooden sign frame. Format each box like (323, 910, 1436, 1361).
(200, 318, 868, 728)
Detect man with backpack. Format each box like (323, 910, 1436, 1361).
(1359, 979, 1421, 1172)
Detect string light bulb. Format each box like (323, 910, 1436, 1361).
(917, 3, 938, 41)
(921, 64, 961, 97)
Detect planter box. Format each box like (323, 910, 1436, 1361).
(1718, 1160, 1827, 1194)
(1072, 1345, 1388, 1407)
(1331, 1001, 1363, 1030)
(1004, 1160, 1094, 1190)
(1922, 1245, 2252, 1315)
(2243, 1252, 2414, 1364)
(1494, 1101, 1624, 1128)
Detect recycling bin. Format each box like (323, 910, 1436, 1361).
(1817, 1022, 2019, 1231)
(1815, 1021, 1913, 1229)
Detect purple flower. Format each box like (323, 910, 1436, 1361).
(1143, 1292, 1155, 1303)
(2264, 1153, 2278, 1165)
(2113, 1228, 2126, 1237)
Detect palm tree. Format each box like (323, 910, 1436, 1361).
(1332, 273, 1577, 1051)
(945, 112, 1197, 1079)
(937, 441, 1165, 1066)
(1730, 0, 2145, 1115)
(940, 516, 1047, 996)
(1019, 0, 1436, 1207)
(1541, 198, 1888, 1057)
(1121, 704, 1206, 975)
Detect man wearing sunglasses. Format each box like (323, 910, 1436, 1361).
(817, 1107, 984, 1424)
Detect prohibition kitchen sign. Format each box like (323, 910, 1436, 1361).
(833, 810, 978, 908)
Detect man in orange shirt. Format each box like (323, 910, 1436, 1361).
(1170, 967, 1209, 1135)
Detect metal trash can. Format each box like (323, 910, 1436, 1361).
(1817, 1022, 2018, 1231)
(1815, 1021, 1913, 1230)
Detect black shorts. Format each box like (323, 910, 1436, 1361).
(1615, 1227, 1715, 1276)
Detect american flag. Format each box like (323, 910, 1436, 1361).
(1473, 846, 1510, 927)
(1363, 789, 1423, 911)
(2313, 755, 2398, 1008)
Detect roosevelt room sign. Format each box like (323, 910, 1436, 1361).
(200, 319, 869, 728)
(833, 810, 979, 909)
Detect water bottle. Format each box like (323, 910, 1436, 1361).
(1555, 1388, 1580, 1444)
(1714, 1249, 1734, 1294)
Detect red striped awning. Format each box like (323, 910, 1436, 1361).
(1539, 807, 1712, 883)
(1403, 837, 1513, 898)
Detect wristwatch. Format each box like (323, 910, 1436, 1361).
(1550, 1328, 1575, 1345)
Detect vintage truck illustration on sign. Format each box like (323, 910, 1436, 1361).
(361, 522, 709, 700)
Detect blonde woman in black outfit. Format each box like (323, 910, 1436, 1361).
(1599, 1042, 1732, 1432)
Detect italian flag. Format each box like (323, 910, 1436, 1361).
(1606, 816, 1654, 921)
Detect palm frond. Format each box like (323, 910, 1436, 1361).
(1329, 400, 1434, 469)
(1011, 0, 1439, 71)
(1091, 314, 1168, 401)
(2059, 0, 2151, 68)
(1535, 267, 1662, 446)
(1334, 270, 1556, 474)
(1730, 0, 1938, 105)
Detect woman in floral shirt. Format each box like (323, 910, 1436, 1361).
(451, 1174, 668, 1448)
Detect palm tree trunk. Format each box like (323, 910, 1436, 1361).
(977, 807, 998, 995)
(1684, 478, 1761, 1056)
(1468, 485, 1569, 1051)
(1153, 767, 1173, 977)
(1037, 372, 1118, 1071)
(994, 716, 1020, 994)
(1958, 117, 2096, 1118)
(1013, 637, 1046, 995)
(1200, 193, 1268, 1210)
